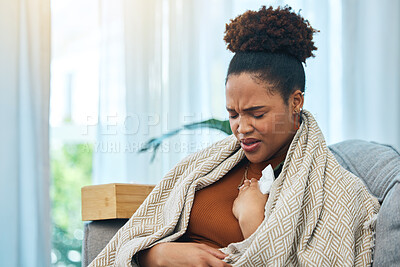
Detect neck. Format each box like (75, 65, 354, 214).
(247, 151, 287, 172)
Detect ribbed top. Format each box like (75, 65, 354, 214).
(177, 153, 286, 248)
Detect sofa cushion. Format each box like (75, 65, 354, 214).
(329, 139, 400, 266)
(373, 182, 400, 266)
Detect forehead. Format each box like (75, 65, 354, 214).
(225, 73, 282, 107)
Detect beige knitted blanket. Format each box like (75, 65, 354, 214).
(89, 110, 379, 266)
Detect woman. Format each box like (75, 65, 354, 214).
(90, 6, 379, 267)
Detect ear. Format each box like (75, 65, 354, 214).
(290, 89, 304, 113)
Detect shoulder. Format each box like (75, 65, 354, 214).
(161, 135, 240, 180)
(175, 135, 240, 167)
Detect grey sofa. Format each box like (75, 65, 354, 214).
(83, 140, 400, 266)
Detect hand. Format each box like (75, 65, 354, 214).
(233, 178, 268, 238)
(137, 242, 232, 267)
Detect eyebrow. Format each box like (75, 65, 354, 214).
(226, 106, 266, 112)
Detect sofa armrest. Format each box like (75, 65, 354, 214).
(81, 183, 155, 221)
(81, 183, 154, 266)
(82, 219, 128, 267)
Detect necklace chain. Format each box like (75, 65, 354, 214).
(237, 162, 250, 189)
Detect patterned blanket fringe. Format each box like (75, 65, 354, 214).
(364, 213, 378, 230)
(364, 213, 378, 266)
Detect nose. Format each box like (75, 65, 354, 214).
(237, 116, 254, 134)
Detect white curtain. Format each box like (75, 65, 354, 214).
(341, 0, 400, 149)
(94, 0, 233, 184)
(122, 0, 235, 184)
(92, 0, 129, 184)
(0, 0, 51, 266)
(284, 0, 400, 149)
(93, 0, 400, 185)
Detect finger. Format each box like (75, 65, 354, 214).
(243, 180, 251, 186)
(243, 179, 251, 186)
(239, 182, 250, 191)
(250, 178, 258, 186)
(206, 255, 232, 267)
(203, 251, 232, 267)
(238, 184, 245, 191)
(199, 245, 227, 259)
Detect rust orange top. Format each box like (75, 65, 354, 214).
(177, 154, 286, 248)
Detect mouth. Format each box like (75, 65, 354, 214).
(240, 138, 261, 153)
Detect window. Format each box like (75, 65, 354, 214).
(50, 0, 99, 265)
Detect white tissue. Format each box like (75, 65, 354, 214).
(258, 164, 275, 194)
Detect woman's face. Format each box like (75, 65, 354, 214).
(225, 73, 302, 163)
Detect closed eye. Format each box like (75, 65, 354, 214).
(229, 114, 238, 119)
(253, 114, 264, 119)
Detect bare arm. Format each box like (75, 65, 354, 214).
(137, 242, 232, 267)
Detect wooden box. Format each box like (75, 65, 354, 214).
(81, 183, 155, 221)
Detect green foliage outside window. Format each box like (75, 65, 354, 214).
(51, 143, 93, 266)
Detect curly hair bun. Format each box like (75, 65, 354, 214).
(224, 6, 318, 63)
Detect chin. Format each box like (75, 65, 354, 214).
(244, 153, 264, 163)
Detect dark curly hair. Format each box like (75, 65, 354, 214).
(224, 6, 318, 103)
